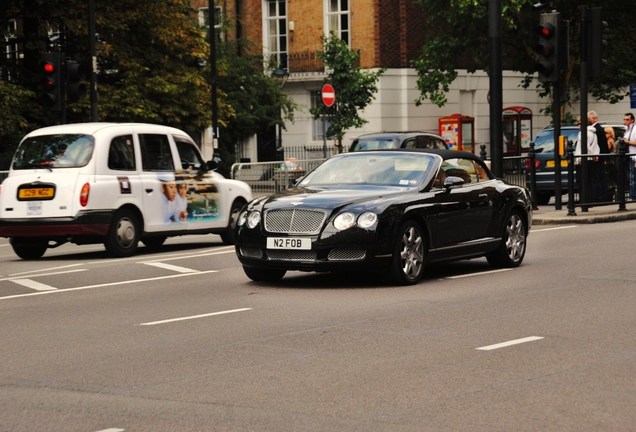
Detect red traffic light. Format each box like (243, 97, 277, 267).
(42, 62, 55, 74)
(538, 24, 555, 39)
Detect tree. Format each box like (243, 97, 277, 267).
(0, 0, 294, 167)
(412, 0, 636, 109)
(311, 34, 385, 150)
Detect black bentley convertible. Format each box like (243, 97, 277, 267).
(235, 149, 532, 285)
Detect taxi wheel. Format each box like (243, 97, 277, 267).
(389, 220, 426, 285)
(220, 199, 246, 245)
(243, 266, 286, 282)
(105, 209, 140, 257)
(10, 238, 48, 260)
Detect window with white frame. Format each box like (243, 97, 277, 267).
(311, 91, 333, 141)
(198, 6, 223, 33)
(263, 0, 288, 70)
(325, 0, 350, 45)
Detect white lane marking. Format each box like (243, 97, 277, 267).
(0, 270, 219, 301)
(476, 336, 544, 351)
(140, 248, 236, 263)
(143, 262, 197, 273)
(9, 263, 85, 277)
(1, 269, 87, 282)
(140, 308, 252, 326)
(85, 246, 236, 265)
(532, 225, 577, 232)
(11, 278, 58, 291)
(94, 429, 125, 432)
(446, 268, 512, 279)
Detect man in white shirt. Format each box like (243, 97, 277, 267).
(623, 113, 636, 199)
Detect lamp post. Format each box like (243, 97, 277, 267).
(272, 67, 289, 160)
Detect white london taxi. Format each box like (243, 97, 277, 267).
(0, 123, 252, 259)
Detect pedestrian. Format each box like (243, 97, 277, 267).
(605, 127, 615, 153)
(576, 119, 601, 202)
(623, 112, 636, 199)
(587, 111, 610, 201)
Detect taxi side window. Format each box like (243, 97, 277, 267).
(140, 134, 174, 171)
(175, 138, 204, 171)
(108, 135, 136, 171)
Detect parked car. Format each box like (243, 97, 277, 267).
(528, 124, 625, 205)
(235, 149, 532, 285)
(348, 131, 449, 152)
(0, 123, 252, 259)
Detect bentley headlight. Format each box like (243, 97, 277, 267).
(357, 212, 378, 229)
(247, 211, 261, 229)
(333, 212, 356, 230)
(237, 210, 248, 227)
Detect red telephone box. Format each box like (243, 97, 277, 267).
(438, 113, 475, 153)
(502, 106, 533, 156)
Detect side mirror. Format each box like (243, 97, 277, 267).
(206, 154, 222, 172)
(443, 176, 465, 189)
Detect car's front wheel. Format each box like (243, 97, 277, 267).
(389, 220, 426, 285)
(486, 210, 527, 268)
(243, 266, 286, 282)
(105, 209, 140, 257)
(10, 238, 48, 260)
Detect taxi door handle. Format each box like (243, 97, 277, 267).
(145, 188, 153, 193)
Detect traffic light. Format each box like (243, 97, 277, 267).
(65, 60, 87, 102)
(536, 12, 560, 83)
(587, 7, 607, 79)
(39, 52, 62, 110)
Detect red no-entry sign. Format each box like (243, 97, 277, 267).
(321, 83, 335, 107)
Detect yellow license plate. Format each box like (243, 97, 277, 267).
(546, 160, 568, 168)
(18, 187, 55, 200)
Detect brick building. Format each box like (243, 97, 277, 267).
(192, 1, 625, 163)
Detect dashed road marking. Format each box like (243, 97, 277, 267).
(11, 278, 57, 291)
(140, 308, 252, 326)
(143, 262, 197, 273)
(476, 336, 544, 351)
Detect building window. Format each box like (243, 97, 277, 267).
(311, 91, 333, 141)
(325, 0, 349, 45)
(263, 0, 288, 70)
(199, 6, 223, 40)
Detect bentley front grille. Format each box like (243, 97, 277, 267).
(264, 209, 327, 234)
(327, 248, 366, 261)
(267, 250, 317, 261)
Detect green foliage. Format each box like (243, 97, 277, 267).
(412, 0, 636, 108)
(0, 0, 294, 167)
(311, 34, 385, 148)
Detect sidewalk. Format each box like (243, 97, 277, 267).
(533, 203, 636, 225)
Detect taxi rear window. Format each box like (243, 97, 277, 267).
(12, 134, 94, 169)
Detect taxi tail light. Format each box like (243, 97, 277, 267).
(524, 159, 541, 171)
(79, 182, 90, 206)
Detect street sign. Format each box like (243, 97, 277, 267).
(321, 83, 335, 107)
(630, 83, 636, 109)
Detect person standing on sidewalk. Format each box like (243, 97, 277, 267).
(623, 112, 636, 199)
(587, 111, 610, 201)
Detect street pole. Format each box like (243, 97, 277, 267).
(488, 0, 503, 178)
(579, 6, 589, 212)
(209, 0, 219, 155)
(88, 0, 98, 121)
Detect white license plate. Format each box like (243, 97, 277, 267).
(27, 201, 42, 216)
(266, 237, 311, 250)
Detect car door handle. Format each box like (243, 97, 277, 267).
(478, 193, 488, 199)
(145, 188, 153, 193)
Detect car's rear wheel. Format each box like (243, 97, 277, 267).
(487, 210, 527, 268)
(389, 220, 426, 285)
(105, 209, 140, 257)
(10, 238, 48, 260)
(220, 199, 246, 245)
(243, 266, 286, 282)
